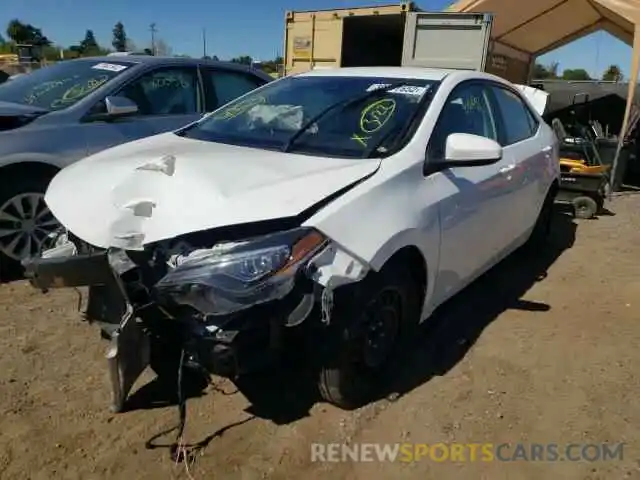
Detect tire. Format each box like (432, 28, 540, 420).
(572, 196, 598, 219)
(317, 262, 421, 409)
(524, 187, 555, 249)
(0, 171, 59, 278)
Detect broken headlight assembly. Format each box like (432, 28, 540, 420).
(154, 228, 327, 315)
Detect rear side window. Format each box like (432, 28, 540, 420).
(490, 86, 539, 145)
(202, 69, 266, 111)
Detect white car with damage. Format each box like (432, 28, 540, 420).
(24, 67, 560, 414)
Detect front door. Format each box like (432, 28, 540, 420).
(427, 81, 517, 305)
(81, 66, 203, 156)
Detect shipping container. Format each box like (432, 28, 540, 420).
(283, 2, 533, 84)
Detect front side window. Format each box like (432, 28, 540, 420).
(115, 67, 199, 115)
(490, 86, 539, 145)
(428, 83, 498, 159)
(0, 59, 134, 111)
(179, 75, 439, 158)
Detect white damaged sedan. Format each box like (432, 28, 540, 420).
(23, 67, 560, 413)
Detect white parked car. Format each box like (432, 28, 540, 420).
(24, 67, 560, 414)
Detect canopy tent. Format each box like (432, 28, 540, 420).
(448, 0, 640, 192)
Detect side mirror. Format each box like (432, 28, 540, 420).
(444, 133, 502, 166)
(105, 96, 138, 117)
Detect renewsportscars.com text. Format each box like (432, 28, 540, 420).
(311, 442, 625, 463)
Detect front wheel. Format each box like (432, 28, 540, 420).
(0, 172, 60, 276)
(317, 262, 421, 409)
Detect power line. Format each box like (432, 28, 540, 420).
(149, 22, 157, 55)
(202, 28, 207, 57)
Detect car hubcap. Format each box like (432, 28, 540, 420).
(0, 193, 59, 261)
(361, 289, 402, 369)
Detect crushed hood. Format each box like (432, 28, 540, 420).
(45, 133, 381, 249)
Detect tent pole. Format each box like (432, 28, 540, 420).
(609, 25, 640, 199)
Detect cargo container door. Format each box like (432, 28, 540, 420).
(401, 12, 493, 71)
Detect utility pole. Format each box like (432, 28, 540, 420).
(149, 22, 157, 55)
(202, 28, 207, 57)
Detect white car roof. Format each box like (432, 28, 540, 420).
(297, 66, 456, 81)
(296, 66, 510, 85)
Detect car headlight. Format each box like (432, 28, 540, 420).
(155, 228, 327, 315)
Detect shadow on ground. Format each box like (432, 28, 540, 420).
(226, 208, 578, 424)
(391, 209, 576, 398)
(129, 208, 576, 451)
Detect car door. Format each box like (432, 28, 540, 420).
(199, 67, 269, 112)
(487, 84, 547, 243)
(427, 81, 516, 305)
(81, 65, 202, 156)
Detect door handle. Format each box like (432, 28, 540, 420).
(499, 164, 516, 174)
(542, 145, 553, 153)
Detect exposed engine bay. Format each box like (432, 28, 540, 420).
(23, 223, 370, 418)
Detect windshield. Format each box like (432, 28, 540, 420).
(0, 59, 135, 111)
(179, 75, 440, 158)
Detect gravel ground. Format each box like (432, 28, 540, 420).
(1, 194, 639, 480)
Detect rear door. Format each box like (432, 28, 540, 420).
(199, 68, 269, 112)
(401, 12, 493, 71)
(487, 83, 548, 242)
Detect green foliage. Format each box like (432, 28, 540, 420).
(6, 19, 50, 46)
(602, 64, 623, 81)
(533, 62, 559, 79)
(561, 68, 591, 80)
(230, 55, 253, 65)
(112, 22, 127, 52)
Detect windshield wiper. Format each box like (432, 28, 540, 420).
(280, 82, 410, 153)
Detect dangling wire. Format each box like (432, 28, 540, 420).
(594, 30, 602, 80)
(170, 349, 190, 462)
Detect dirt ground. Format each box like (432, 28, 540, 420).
(1, 194, 640, 480)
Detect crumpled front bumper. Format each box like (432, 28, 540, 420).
(23, 251, 149, 413)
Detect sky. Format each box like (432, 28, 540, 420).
(2, 0, 633, 78)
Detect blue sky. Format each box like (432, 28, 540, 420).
(2, 0, 632, 78)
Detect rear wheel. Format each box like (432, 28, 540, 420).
(0, 172, 59, 277)
(524, 186, 556, 249)
(317, 262, 421, 409)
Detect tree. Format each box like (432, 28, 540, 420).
(602, 64, 623, 82)
(154, 38, 172, 56)
(80, 30, 99, 51)
(532, 61, 559, 79)
(78, 30, 102, 56)
(258, 56, 283, 74)
(562, 68, 591, 81)
(230, 55, 252, 65)
(112, 21, 127, 52)
(6, 19, 51, 46)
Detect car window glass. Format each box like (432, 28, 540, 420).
(204, 70, 265, 109)
(429, 84, 497, 159)
(491, 87, 538, 145)
(0, 59, 133, 111)
(116, 67, 198, 115)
